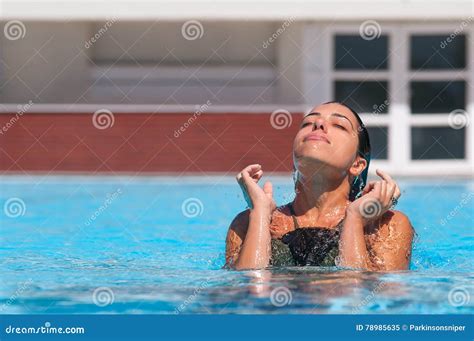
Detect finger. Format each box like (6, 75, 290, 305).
(378, 169, 399, 201)
(386, 181, 395, 196)
(245, 164, 261, 172)
(387, 183, 396, 205)
(393, 185, 401, 200)
(241, 169, 254, 186)
(249, 168, 263, 178)
(246, 164, 262, 177)
(380, 181, 387, 202)
(362, 181, 376, 195)
(237, 164, 261, 182)
(377, 170, 398, 198)
(263, 181, 273, 200)
(376, 169, 394, 183)
(238, 164, 261, 178)
(362, 184, 372, 195)
(252, 169, 263, 181)
(373, 181, 382, 198)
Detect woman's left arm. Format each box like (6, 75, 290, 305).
(338, 210, 371, 270)
(338, 169, 414, 271)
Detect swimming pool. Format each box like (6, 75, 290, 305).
(0, 175, 473, 314)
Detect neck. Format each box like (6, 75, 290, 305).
(292, 170, 350, 223)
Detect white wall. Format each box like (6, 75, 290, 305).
(91, 21, 277, 65)
(1, 22, 90, 104)
(0, 20, 302, 105)
(1, 0, 471, 20)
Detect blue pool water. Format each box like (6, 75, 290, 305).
(0, 175, 473, 314)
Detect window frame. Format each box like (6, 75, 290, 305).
(326, 23, 473, 176)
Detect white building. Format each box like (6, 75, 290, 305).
(0, 0, 473, 176)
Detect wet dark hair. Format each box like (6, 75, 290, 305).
(293, 101, 371, 201)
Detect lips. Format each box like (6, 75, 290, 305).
(304, 133, 330, 144)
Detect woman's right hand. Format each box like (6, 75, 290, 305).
(236, 164, 276, 214)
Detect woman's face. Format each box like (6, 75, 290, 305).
(293, 102, 363, 175)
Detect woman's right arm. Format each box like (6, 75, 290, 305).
(224, 164, 275, 270)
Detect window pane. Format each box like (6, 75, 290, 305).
(335, 81, 389, 113)
(410, 35, 466, 70)
(334, 35, 388, 70)
(410, 81, 465, 114)
(411, 127, 465, 159)
(367, 127, 388, 160)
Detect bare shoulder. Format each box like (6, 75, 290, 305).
(384, 210, 413, 234)
(227, 209, 250, 240)
(365, 210, 415, 270)
(367, 209, 414, 239)
(224, 209, 250, 267)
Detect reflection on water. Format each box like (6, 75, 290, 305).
(180, 268, 473, 314)
(2, 266, 473, 314)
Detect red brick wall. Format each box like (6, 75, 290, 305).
(0, 113, 301, 174)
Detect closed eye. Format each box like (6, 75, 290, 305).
(334, 123, 347, 130)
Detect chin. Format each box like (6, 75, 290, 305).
(295, 154, 332, 168)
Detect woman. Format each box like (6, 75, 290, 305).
(225, 101, 414, 271)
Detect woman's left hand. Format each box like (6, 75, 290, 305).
(346, 169, 401, 224)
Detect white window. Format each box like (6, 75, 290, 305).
(327, 23, 473, 176)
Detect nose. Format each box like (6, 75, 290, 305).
(312, 117, 327, 133)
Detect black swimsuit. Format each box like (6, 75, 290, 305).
(270, 203, 344, 267)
